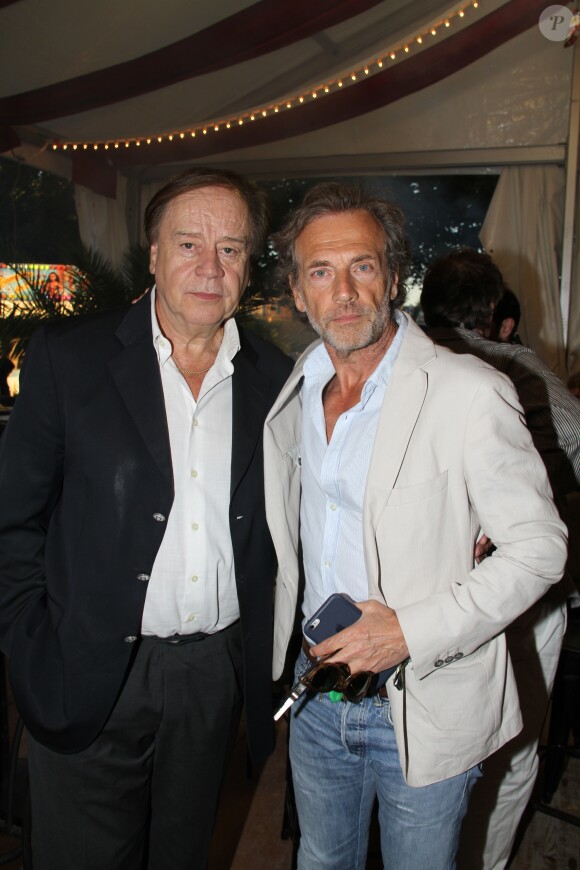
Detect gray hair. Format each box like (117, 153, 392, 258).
(144, 166, 270, 258)
(273, 182, 410, 308)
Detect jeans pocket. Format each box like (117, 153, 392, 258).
(294, 648, 312, 682)
(381, 698, 394, 726)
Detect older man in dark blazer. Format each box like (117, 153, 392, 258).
(0, 167, 292, 870)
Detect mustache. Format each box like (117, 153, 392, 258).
(321, 304, 374, 324)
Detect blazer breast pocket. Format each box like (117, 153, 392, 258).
(386, 469, 448, 507)
(375, 470, 450, 587)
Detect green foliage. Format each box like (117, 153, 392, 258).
(255, 175, 498, 290)
(244, 307, 316, 357)
(0, 244, 151, 362)
(0, 156, 81, 262)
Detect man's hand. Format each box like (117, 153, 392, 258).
(311, 599, 409, 674)
(475, 534, 494, 564)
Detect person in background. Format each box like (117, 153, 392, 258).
(264, 184, 567, 870)
(490, 286, 521, 343)
(421, 247, 580, 870)
(45, 270, 64, 300)
(0, 167, 292, 870)
(421, 249, 580, 496)
(568, 370, 580, 400)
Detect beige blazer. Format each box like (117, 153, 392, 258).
(264, 315, 567, 787)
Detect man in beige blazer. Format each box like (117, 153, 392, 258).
(264, 183, 567, 870)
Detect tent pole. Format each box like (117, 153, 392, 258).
(560, 44, 579, 354)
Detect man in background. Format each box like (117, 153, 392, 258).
(0, 167, 292, 870)
(490, 286, 521, 343)
(421, 247, 580, 870)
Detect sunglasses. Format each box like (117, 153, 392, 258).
(299, 654, 373, 702)
(274, 652, 407, 721)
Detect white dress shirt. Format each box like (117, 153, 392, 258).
(141, 290, 240, 636)
(300, 311, 407, 625)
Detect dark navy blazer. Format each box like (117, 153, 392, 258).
(0, 294, 292, 761)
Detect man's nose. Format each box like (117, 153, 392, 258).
(195, 249, 224, 279)
(333, 270, 358, 302)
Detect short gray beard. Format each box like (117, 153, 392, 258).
(304, 295, 393, 354)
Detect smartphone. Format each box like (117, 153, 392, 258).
(304, 593, 396, 688)
(303, 593, 362, 645)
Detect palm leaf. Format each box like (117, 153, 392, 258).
(0, 245, 151, 362)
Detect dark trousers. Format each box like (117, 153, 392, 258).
(27, 622, 244, 870)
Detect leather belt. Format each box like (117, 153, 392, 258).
(144, 632, 209, 645)
(144, 619, 240, 645)
(301, 637, 389, 698)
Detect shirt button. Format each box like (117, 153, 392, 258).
(329, 503, 337, 511)
(192, 522, 199, 531)
(124, 635, 138, 644)
(186, 615, 195, 623)
(192, 419, 199, 428)
(191, 470, 198, 478)
(324, 560, 331, 568)
(153, 513, 166, 522)
(136, 573, 150, 582)
(190, 575, 199, 583)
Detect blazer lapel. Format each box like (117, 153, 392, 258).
(264, 345, 311, 455)
(364, 317, 436, 549)
(109, 295, 173, 484)
(230, 329, 272, 498)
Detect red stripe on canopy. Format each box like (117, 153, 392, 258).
(104, 0, 547, 171)
(0, 0, 383, 125)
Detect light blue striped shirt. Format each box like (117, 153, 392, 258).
(300, 311, 407, 625)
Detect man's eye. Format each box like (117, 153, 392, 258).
(357, 263, 372, 272)
(221, 247, 236, 255)
(182, 243, 195, 250)
(312, 269, 327, 278)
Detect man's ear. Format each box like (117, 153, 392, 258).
(498, 317, 515, 342)
(149, 244, 157, 275)
(389, 274, 399, 301)
(291, 279, 306, 313)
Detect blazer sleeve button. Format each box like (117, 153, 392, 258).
(434, 659, 444, 668)
(137, 574, 150, 582)
(152, 513, 166, 522)
(123, 635, 138, 643)
(454, 652, 464, 660)
(445, 655, 454, 663)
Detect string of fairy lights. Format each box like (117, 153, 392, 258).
(51, 1, 481, 154)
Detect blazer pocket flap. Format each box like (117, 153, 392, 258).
(387, 470, 448, 507)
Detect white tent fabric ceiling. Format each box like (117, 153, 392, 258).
(2, 0, 468, 152)
(1, 0, 571, 181)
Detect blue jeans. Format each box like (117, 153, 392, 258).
(289, 650, 481, 870)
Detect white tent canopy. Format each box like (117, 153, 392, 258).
(1, 0, 578, 373)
